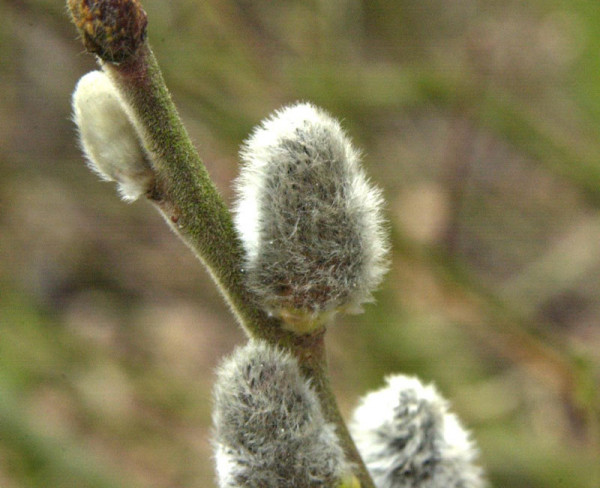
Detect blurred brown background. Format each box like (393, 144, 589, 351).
(1, 0, 599, 486)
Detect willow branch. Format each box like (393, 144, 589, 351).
(66, 1, 374, 486)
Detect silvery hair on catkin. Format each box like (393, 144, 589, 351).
(72, 70, 154, 201)
(234, 102, 388, 327)
(212, 340, 349, 487)
(350, 375, 486, 488)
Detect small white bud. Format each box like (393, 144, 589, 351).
(350, 375, 486, 488)
(72, 70, 154, 201)
(234, 102, 389, 331)
(212, 340, 349, 487)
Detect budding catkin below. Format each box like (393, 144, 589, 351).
(234, 102, 388, 331)
(72, 70, 154, 201)
(212, 340, 349, 488)
(350, 375, 486, 488)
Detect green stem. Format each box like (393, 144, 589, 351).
(102, 47, 273, 339)
(293, 333, 375, 488)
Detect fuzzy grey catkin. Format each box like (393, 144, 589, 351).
(234, 102, 388, 331)
(72, 70, 154, 201)
(350, 375, 486, 488)
(212, 340, 348, 488)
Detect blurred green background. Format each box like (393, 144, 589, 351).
(1, 0, 599, 486)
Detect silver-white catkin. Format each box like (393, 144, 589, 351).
(72, 70, 154, 201)
(212, 340, 348, 488)
(234, 102, 388, 328)
(350, 375, 486, 488)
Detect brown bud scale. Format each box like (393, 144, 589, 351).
(68, 0, 148, 63)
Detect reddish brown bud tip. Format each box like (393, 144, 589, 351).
(67, 0, 148, 63)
